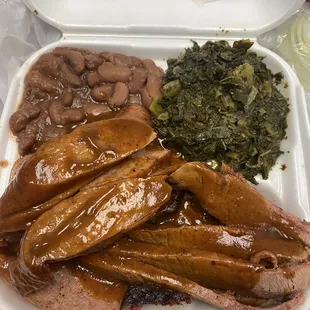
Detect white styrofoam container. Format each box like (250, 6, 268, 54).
(0, 0, 309, 309)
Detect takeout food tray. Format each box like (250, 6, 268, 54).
(0, 0, 309, 309)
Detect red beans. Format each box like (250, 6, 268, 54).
(63, 92, 74, 107)
(11, 48, 164, 155)
(54, 47, 85, 75)
(108, 82, 129, 109)
(142, 59, 164, 77)
(91, 84, 114, 102)
(141, 87, 152, 109)
(60, 63, 83, 88)
(84, 53, 103, 70)
(98, 62, 132, 83)
(86, 71, 103, 88)
(10, 106, 41, 133)
(146, 75, 163, 101)
(26, 71, 59, 93)
(37, 55, 61, 78)
(48, 99, 85, 125)
(128, 68, 147, 94)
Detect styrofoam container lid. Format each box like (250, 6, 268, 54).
(23, 0, 305, 37)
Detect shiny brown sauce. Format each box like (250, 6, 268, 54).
(66, 263, 127, 303)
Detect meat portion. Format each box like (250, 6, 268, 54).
(0, 119, 156, 218)
(116, 104, 152, 126)
(11, 177, 172, 294)
(83, 146, 170, 190)
(169, 162, 310, 247)
(129, 225, 309, 265)
(149, 192, 218, 226)
(109, 240, 310, 299)
(151, 154, 185, 176)
(80, 253, 305, 310)
(0, 178, 90, 234)
(25, 265, 126, 310)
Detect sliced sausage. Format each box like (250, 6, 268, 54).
(128, 68, 147, 94)
(10, 106, 40, 134)
(142, 59, 164, 77)
(84, 54, 103, 70)
(90, 84, 114, 102)
(97, 62, 132, 83)
(26, 71, 59, 93)
(86, 71, 103, 88)
(108, 82, 129, 109)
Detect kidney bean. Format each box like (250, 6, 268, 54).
(108, 82, 129, 109)
(99, 52, 114, 62)
(130, 56, 142, 67)
(53, 47, 71, 56)
(18, 124, 37, 155)
(91, 84, 114, 102)
(48, 99, 64, 125)
(49, 98, 85, 125)
(10, 106, 41, 133)
(100, 53, 142, 68)
(54, 47, 85, 75)
(128, 68, 147, 94)
(63, 92, 74, 107)
(86, 71, 103, 88)
(113, 53, 134, 67)
(61, 109, 85, 124)
(29, 88, 49, 101)
(97, 62, 132, 83)
(141, 86, 152, 109)
(142, 59, 164, 77)
(27, 71, 59, 93)
(60, 63, 83, 88)
(146, 75, 163, 101)
(83, 103, 115, 122)
(84, 54, 103, 70)
(38, 54, 61, 78)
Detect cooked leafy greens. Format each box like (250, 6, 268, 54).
(152, 40, 289, 183)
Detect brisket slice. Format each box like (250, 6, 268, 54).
(80, 253, 305, 310)
(169, 162, 310, 247)
(25, 266, 125, 310)
(129, 225, 309, 265)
